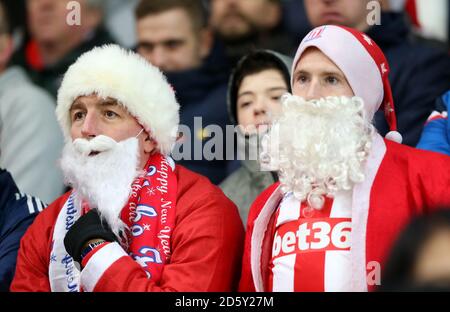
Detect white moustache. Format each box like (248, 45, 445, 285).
(73, 135, 118, 156)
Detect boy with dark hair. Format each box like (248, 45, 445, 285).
(220, 50, 291, 225)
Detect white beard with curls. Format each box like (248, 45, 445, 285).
(261, 94, 375, 210)
(60, 135, 142, 239)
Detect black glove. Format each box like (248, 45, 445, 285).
(64, 209, 117, 263)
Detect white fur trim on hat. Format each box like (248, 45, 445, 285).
(56, 44, 180, 155)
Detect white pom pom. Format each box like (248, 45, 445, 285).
(385, 131, 403, 144)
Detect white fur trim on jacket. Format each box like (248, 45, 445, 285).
(56, 44, 180, 155)
(80, 242, 127, 292)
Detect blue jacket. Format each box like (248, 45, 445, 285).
(166, 40, 233, 184)
(0, 169, 45, 291)
(368, 13, 450, 147)
(417, 91, 450, 156)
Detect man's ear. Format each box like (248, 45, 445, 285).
(143, 133, 157, 154)
(199, 28, 213, 60)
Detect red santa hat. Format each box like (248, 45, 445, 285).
(56, 44, 180, 155)
(292, 25, 402, 143)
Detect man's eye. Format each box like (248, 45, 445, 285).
(297, 75, 308, 84)
(138, 42, 154, 53)
(325, 76, 339, 85)
(240, 102, 251, 108)
(165, 41, 182, 50)
(105, 111, 118, 118)
(72, 112, 84, 121)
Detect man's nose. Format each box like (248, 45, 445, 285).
(80, 112, 98, 138)
(150, 46, 168, 71)
(305, 79, 322, 101)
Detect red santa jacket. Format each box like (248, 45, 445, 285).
(11, 165, 244, 292)
(239, 134, 450, 292)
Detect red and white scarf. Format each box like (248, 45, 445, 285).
(49, 153, 177, 291)
(120, 153, 177, 281)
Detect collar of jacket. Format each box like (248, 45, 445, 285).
(366, 12, 411, 48)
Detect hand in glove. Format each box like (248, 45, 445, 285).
(64, 209, 117, 263)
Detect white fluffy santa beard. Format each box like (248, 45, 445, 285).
(261, 94, 375, 210)
(60, 135, 142, 238)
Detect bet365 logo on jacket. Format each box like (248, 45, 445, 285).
(272, 218, 352, 258)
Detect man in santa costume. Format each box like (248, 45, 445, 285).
(10, 44, 244, 292)
(239, 25, 450, 292)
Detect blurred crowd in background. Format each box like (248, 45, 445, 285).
(2, 0, 449, 193)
